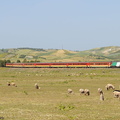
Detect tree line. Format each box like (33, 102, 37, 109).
(0, 59, 41, 67)
(0, 60, 11, 67)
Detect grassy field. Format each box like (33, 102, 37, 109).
(0, 67, 120, 120)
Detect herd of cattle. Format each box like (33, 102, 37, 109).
(67, 83, 120, 101)
(7, 82, 120, 101)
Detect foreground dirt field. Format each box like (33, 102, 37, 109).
(0, 67, 120, 120)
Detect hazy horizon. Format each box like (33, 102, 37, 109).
(0, 45, 120, 52)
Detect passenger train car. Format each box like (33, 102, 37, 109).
(110, 62, 120, 68)
(6, 61, 120, 68)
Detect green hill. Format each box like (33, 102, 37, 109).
(0, 46, 120, 63)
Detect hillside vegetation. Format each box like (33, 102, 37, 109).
(0, 46, 120, 63)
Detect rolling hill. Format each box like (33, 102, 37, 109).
(0, 46, 120, 63)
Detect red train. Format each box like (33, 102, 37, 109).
(6, 61, 112, 68)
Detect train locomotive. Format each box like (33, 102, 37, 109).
(5, 61, 120, 68)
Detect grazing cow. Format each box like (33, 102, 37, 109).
(68, 88, 73, 94)
(98, 88, 103, 94)
(84, 89, 90, 96)
(79, 89, 85, 95)
(113, 90, 120, 99)
(105, 84, 115, 90)
(35, 83, 40, 89)
(98, 88, 104, 101)
(7, 82, 17, 87)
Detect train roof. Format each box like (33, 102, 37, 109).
(6, 61, 112, 64)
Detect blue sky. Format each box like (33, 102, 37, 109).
(0, 0, 120, 51)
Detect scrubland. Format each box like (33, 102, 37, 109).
(0, 67, 120, 120)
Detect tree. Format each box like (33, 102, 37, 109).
(22, 59, 28, 63)
(0, 60, 10, 67)
(17, 60, 21, 63)
(6, 60, 11, 63)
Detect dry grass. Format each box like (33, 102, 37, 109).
(0, 68, 120, 120)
